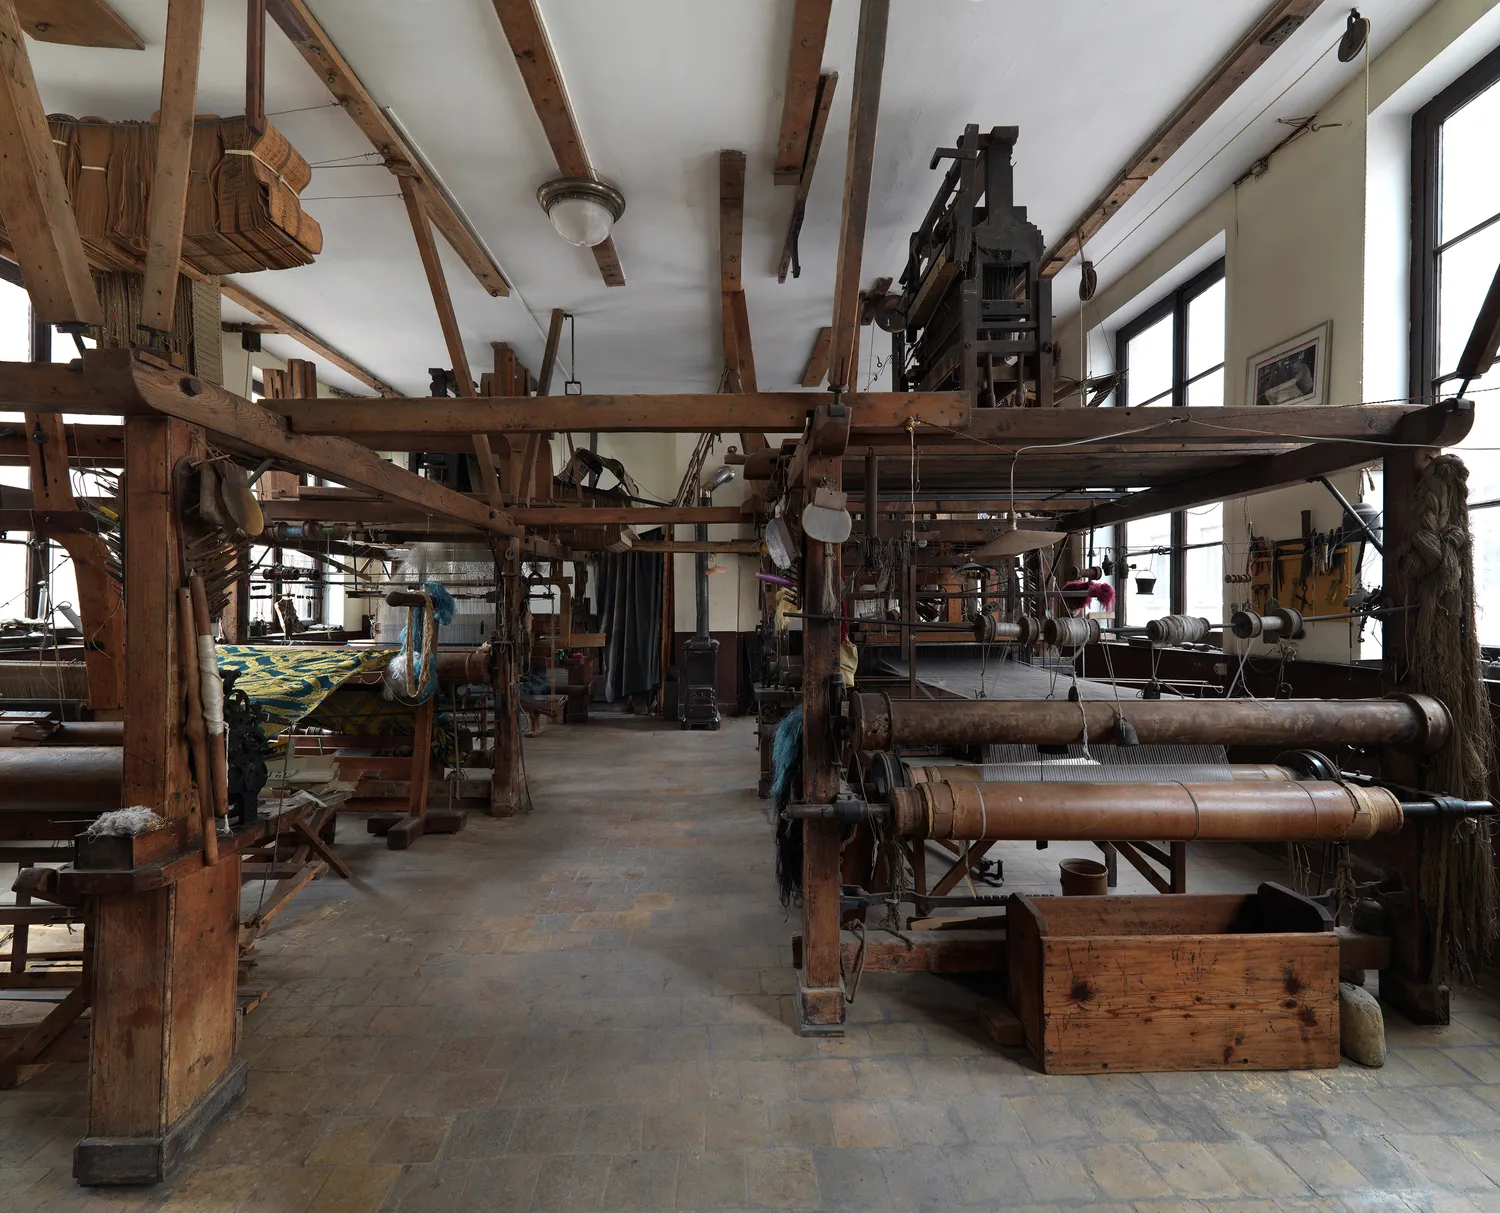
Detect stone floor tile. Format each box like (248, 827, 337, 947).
(307, 1117, 390, 1166)
(453, 1155, 543, 1212)
(1014, 1141, 1099, 1203)
(812, 1147, 894, 1210)
(675, 1149, 748, 1208)
(368, 1117, 453, 1166)
(767, 1101, 834, 1149)
(507, 1106, 582, 1155)
(1266, 1140, 1368, 1196)
(379, 1159, 473, 1213)
(746, 1146, 820, 1210)
(531, 1151, 610, 1212)
(1387, 1134, 1498, 1192)
(1083, 1142, 1176, 1199)
(703, 1099, 769, 1148)
(887, 1098, 966, 1148)
(795, 1059, 857, 1100)
(1210, 1140, 1313, 1197)
(643, 1104, 706, 1152)
(1140, 1141, 1242, 1198)
(306, 1164, 402, 1213)
(1011, 1093, 1094, 1143)
(604, 1150, 679, 1212)
(830, 1100, 902, 1149)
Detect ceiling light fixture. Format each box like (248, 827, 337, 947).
(537, 177, 626, 248)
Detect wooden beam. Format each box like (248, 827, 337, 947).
(217, 281, 395, 396)
(275, 391, 969, 436)
(0, 0, 102, 326)
(140, 0, 206, 336)
(265, 0, 510, 297)
(488, 0, 624, 287)
(414, 194, 503, 490)
(536, 307, 565, 395)
(14, 0, 141, 49)
(265, 498, 747, 527)
(85, 350, 519, 536)
(631, 539, 760, 555)
(728, 292, 758, 394)
(774, 0, 834, 182)
(245, 0, 266, 136)
(1040, 0, 1327, 277)
(801, 327, 832, 388)
(827, 0, 890, 390)
(1056, 400, 1475, 532)
(778, 72, 837, 284)
(720, 150, 745, 291)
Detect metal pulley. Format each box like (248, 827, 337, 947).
(1230, 603, 1305, 641)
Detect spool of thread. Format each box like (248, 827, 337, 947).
(1044, 616, 1099, 648)
(1146, 614, 1212, 646)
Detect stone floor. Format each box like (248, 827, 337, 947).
(3, 714, 1500, 1211)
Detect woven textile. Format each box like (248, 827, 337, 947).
(215, 646, 395, 727)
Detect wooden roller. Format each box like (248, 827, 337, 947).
(888, 779, 1404, 843)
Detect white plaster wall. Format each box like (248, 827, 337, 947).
(1055, 0, 1500, 665)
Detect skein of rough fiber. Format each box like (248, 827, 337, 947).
(1394, 453, 1499, 983)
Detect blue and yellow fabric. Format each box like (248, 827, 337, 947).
(216, 645, 397, 728)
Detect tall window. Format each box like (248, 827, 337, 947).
(1413, 45, 1500, 644)
(1113, 261, 1226, 624)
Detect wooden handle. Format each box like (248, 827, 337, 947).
(190, 573, 231, 821)
(178, 587, 219, 866)
(385, 590, 428, 607)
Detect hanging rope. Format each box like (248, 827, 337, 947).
(1394, 454, 1499, 983)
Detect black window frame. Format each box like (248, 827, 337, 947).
(1110, 258, 1226, 623)
(1410, 41, 1500, 403)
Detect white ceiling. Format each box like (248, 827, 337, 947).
(23, 0, 1438, 398)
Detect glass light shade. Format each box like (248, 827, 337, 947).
(546, 195, 615, 247)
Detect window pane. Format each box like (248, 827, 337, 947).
(1125, 313, 1174, 406)
(1473, 507, 1500, 647)
(1439, 81, 1500, 243)
(1185, 504, 1223, 623)
(1124, 512, 1172, 624)
(1436, 222, 1500, 379)
(1186, 278, 1226, 377)
(1187, 367, 1224, 407)
(0, 279, 30, 363)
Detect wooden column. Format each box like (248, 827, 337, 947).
(76, 416, 245, 1186)
(141, 0, 206, 337)
(798, 406, 848, 1035)
(491, 551, 523, 815)
(1374, 445, 1449, 1023)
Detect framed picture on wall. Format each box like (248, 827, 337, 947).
(1246, 322, 1331, 406)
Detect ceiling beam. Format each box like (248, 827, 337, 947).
(718, 149, 766, 455)
(774, 0, 834, 182)
(265, 0, 510, 297)
(140, 0, 205, 335)
(489, 0, 625, 287)
(801, 327, 832, 387)
(535, 307, 566, 395)
(84, 350, 519, 536)
(217, 280, 396, 396)
(15, 0, 142, 49)
(396, 173, 503, 509)
(777, 71, 837, 283)
(827, 0, 890, 391)
(1055, 400, 1474, 532)
(1040, 0, 1327, 277)
(0, 0, 102, 326)
(272, 392, 969, 437)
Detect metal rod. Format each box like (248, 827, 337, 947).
(1315, 475, 1383, 554)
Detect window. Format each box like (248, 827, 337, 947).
(1413, 45, 1500, 644)
(1113, 261, 1226, 624)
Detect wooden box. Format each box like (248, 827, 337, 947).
(1006, 883, 1339, 1074)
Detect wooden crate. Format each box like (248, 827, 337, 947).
(1006, 883, 1339, 1074)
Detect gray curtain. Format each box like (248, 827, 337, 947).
(595, 546, 663, 702)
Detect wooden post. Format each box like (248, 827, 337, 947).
(397, 173, 504, 509)
(0, 0, 103, 327)
(76, 415, 245, 1186)
(245, 0, 266, 137)
(141, 0, 207, 338)
(491, 552, 523, 815)
(1374, 445, 1450, 1023)
(798, 406, 848, 1036)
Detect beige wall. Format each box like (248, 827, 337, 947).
(1055, 0, 1500, 664)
